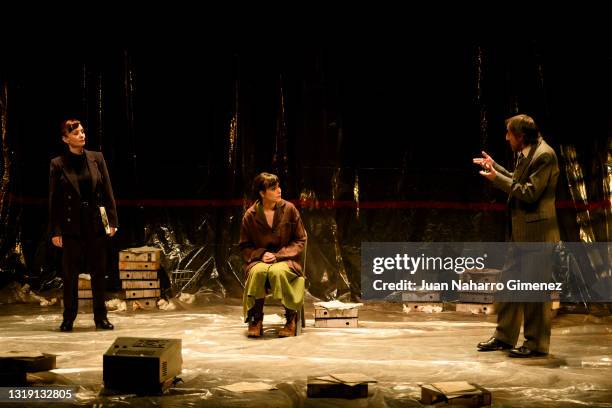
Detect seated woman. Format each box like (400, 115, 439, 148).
(239, 172, 307, 338)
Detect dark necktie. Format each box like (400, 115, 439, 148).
(514, 152, 524, 172)
(508, 152, 525, 205)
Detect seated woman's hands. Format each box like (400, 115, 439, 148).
(262, 252, 277, 263)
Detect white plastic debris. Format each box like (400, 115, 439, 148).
(178, 292, 196, 304)
(263, 314, 286, 325)
(105, 298, 127, 311)
(39, 297, 57, 307)
(314, 300, 363, 310)
(158, 298, 177, 311)
(15, 284, 55, 305)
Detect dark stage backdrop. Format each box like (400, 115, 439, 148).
(0, 38, 610, 302)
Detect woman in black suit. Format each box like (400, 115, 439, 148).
(49, 119, 118, 331)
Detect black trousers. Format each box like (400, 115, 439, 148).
(62, 206, 108, 321)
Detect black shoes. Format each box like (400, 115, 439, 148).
(477, 337, 513, 351)
(60, 318, 114, 331)
(477, 338, 548, 357)
(59, 320, 74, 332)
(509, 345, 548, 358)
(94, 318, 114, 330)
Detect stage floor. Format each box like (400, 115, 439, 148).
(1, 296, 611, 407)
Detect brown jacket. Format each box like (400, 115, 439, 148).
(239, 199, 307, 276)
(491, 137, 560, 243)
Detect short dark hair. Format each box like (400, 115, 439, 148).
(252, 172, 279, 200)
(505, 114, 540, 145)
(60, 119, 83, 137)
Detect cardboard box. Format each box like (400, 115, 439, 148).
(125, 289, 161, 299)
(314, 306, 358, 319)
(78, 289, 93, 299)
(0, 370, 27, 386)
(122, 280, 160, 289)
(0, 353, 56, 373)
(463, 269, 502, 284)
(78, 279, 91, 290)
(456, 303, 496, 315)
(420, 381, 491, 407)
(120, 271, 159, 280)
(119, 261, 160, 271)
(127, 298, 158, 310)
(61, 299, 93, 310)
(403, 302, 444, 312)
(401, 290, 441, 302)
(458, 292, 495, 304)
(314, 318, 358, 328)
(119, 246, 162, 262)
(307, 376, 368, 399)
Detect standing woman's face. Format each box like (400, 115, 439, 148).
(63, 124, 86, 150)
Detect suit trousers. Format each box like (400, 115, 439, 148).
(494, 301, 551, 353)
(62, 206, 108, 321)
(494, 244, 552, 353)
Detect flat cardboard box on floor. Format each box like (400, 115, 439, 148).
(420, 381, 491, 407)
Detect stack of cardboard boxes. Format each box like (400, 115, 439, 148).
(118, 246, 162, 310)
(402, 289, 444, 312)
(455, 268, 501, 315)
(313, 301, 362, 328)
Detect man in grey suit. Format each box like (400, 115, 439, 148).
(473, 114, 560, 357)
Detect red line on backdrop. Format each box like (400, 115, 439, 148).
(8, 194, 611, 211)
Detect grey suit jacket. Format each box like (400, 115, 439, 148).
(491, 137, 560, 243)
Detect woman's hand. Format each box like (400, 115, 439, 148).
(109, 227, 117, 237)
(51, 236, 63, 248)
(262, 252, 277, 263)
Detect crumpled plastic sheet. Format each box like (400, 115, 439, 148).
(145, 214, 229, 299)
(0, 282, 57, 306)
(1, 299, 611, 407)
(553, 242, 611, 304)
(560, 145, 596, 243)
(558, 145, 612, 306)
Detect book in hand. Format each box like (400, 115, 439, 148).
(99, 206, 112, 235)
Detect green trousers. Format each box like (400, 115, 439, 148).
(243, 261, 305, 321)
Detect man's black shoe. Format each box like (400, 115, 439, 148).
(477, 337, 512, 351)
(59, 320, 74, 332)
(509, 345, 548, 358)
(94, 319, 114, 330)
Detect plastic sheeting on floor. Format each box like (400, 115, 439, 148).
(1, 298, 611, 407)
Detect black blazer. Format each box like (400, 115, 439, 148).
(48, 150, 118, 237)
